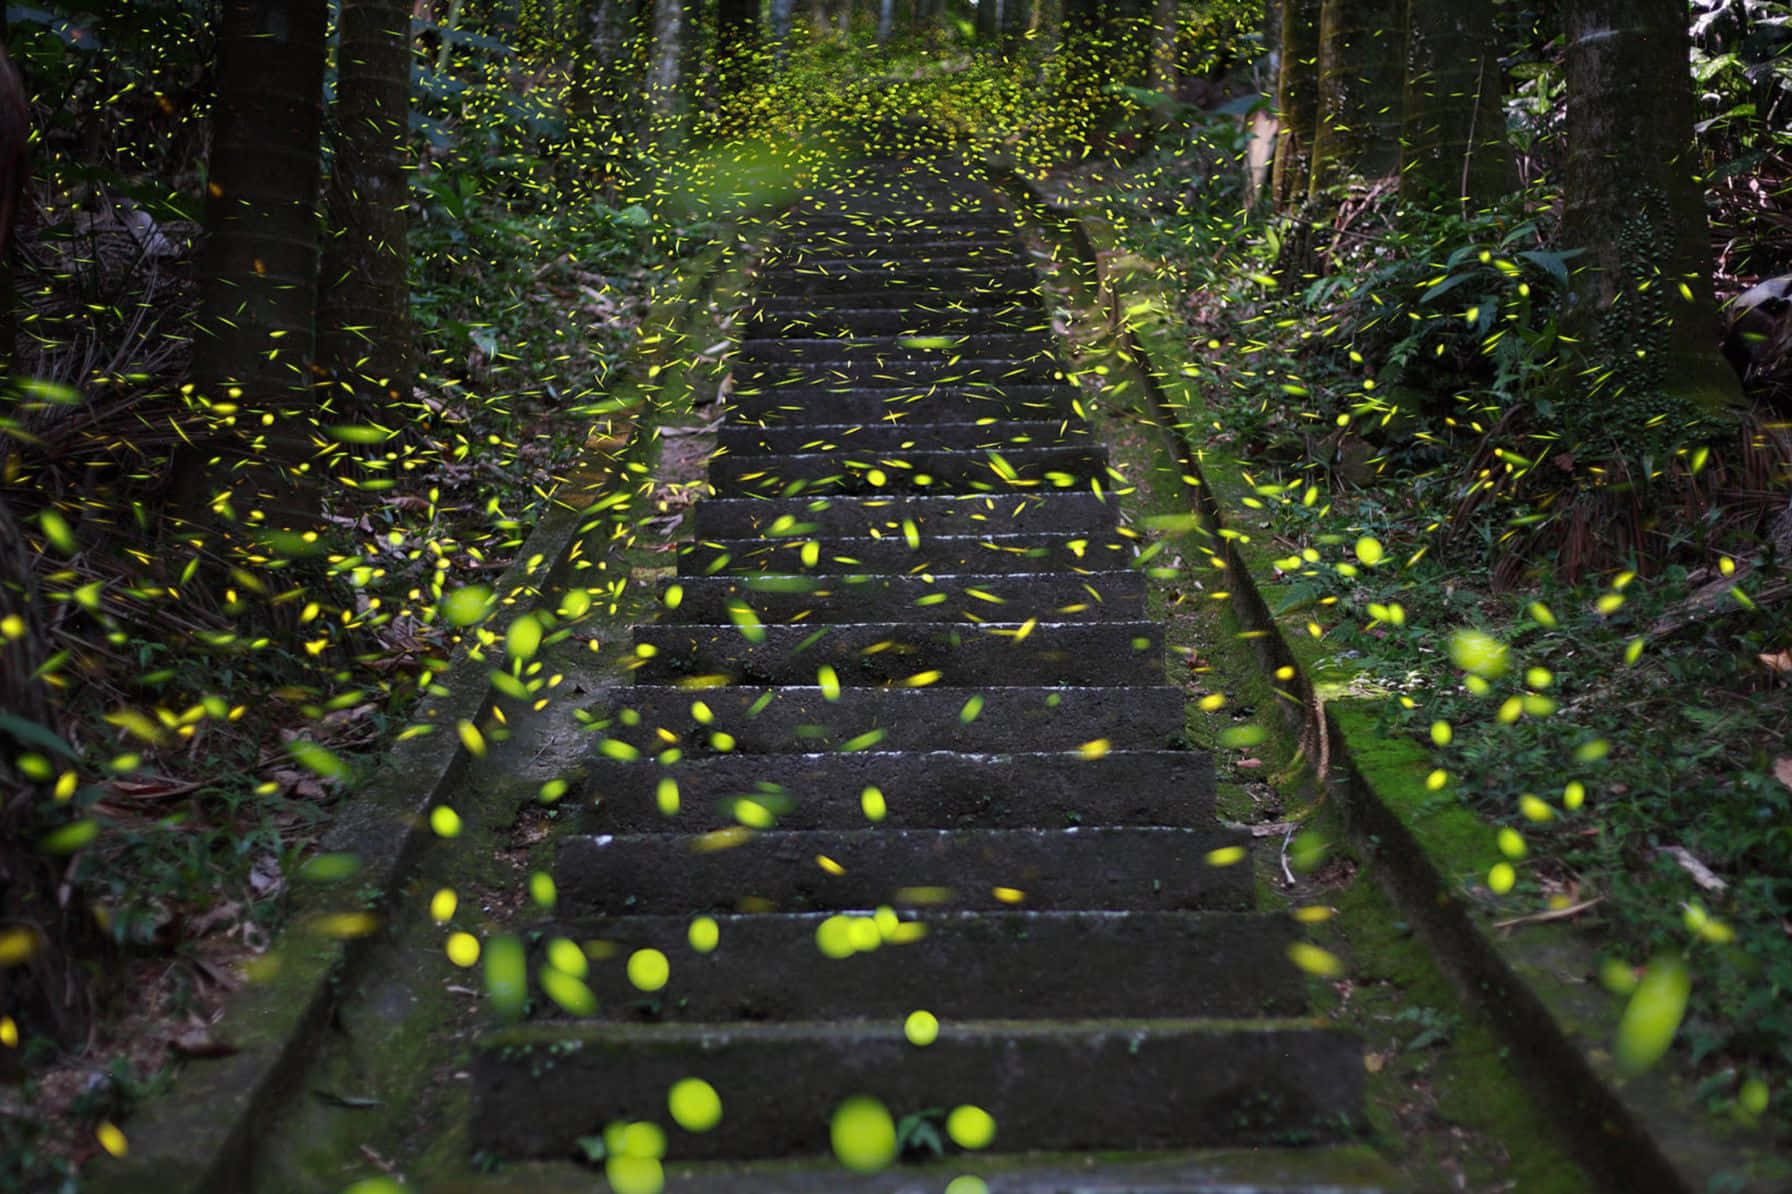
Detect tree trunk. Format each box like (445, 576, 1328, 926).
(1148, 0, 1177, 94)
(878, 0, 895, 42)
(976, 0, 999, 45)
(770, 0, 795, 60)
(1308, 0, 1402, 197)
(998, 0, 1029, 51)
(316, 0, 414, 416)
(0, 44, 25, 373)
(182, 0, 328, 523)
(1272, 0, 1318, 211)
(1400, 0, 1513, 208)
(1561, 0, 1741, 414)
(647, 0, 685, 129)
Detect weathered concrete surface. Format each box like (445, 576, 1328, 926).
(677, 532, 1139, 577)
(526, 910, 1307, 1020)
(732, 355, 1058, 389)
(580, 748, 1215, 831)
(744, 303, 1043, 336)
(585, 684, 1188, 753)
(432, 1148, 1399, 1194)
(715, 418, 1092, 455)
(726, 382, 1079, 422)
(660, 570, 1145, 624)
(692, 492, 1114, 539)
(553, 825, 1256, 915)
(473, 1020, 1364, 1159)
(630, 620, 1165, 686)
(709, 444, 1105, 494)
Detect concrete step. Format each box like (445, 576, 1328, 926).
(658, 572, 1146, 625)
(555, 825, 1254, 915)
(630, 620, 1164, 687)
(691, 492, 1115, 540)
(778, 212, 1015, 233)
(579, 749, 1214, 832)
(524, 911, 1306, 1021)
(714, 419, 1092, 455)
(472, 1019, 1364, 1160)
(736, 333, 1054, 362)
(583, 684, 1186, 755)
(760, 249, 1025, 272)
(710, 445, 1106, 497)
(726, 382, 1078, 423)
(677, 531, 1140, 577)
(732, 357, 1059, 390)
(752, 265, 1038, 294)
(743, 304, 1042, 337)
(428, 1148, 1405, 1194)
(749, 288, 1039, 311)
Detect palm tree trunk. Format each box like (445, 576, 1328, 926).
(1561, 0, 1741, 413)
(317, 0, 414, 416)
(182, 0, 328, 523)
(1308, 0, 1402, 197)
(1272, 0, 1319, 211)
(1400, 0, 1513, 208)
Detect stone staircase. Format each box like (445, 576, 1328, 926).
(469, 159, 1390, 1191)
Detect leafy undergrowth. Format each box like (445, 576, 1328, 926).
(1052, 85, 1792, 1136)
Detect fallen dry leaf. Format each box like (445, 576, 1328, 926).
(1758, 649, 1792, 675)
(170, 1026, 237, 1058)
(1775, 756, 1792, 794)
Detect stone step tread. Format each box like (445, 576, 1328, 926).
(733, 360, 1060, 387)
(629, 620, 1164, 687)
(583, 684, 1185, 755)
(726, 386, 1078, 424)
(692, 492, 1115, 539)
(578, 696, 1182, 754)
(744, 312, 1045, 336)
(714, 419, 1092, 454)
(747, 291, 1040, 311)
(554, 825, 1253, 915)
(473, 1019, 1364, 1160)
(677, 532, 1139, 577)
(580, 748, 1214, 832)
(522, 910, 1307, 1021)
(427, 1147, 1404, 1194)
(758, 254, 1028, 273)
(737, 333, 1054, 360)
(658, 571, 1145, 624)
(755, 261, 1033, 278)
(710, 453, 1103, 499)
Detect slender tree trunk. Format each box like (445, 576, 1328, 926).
(1148, 0, 1177, 94)
(878, 0, 895, 42)
(317, 0, 414, 416)
(1400, 0, 1513, 208)
(0, 45, 25, 374)
(1308, 0, 1402, 197)
(1561, 0, 1741, 413)
(647, 0, 685, 134)
(976, 0, 999, 45)
(181, 0, 328, 524)
(1272, 0, 1318, 212)
(770, 0, 794, 60)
